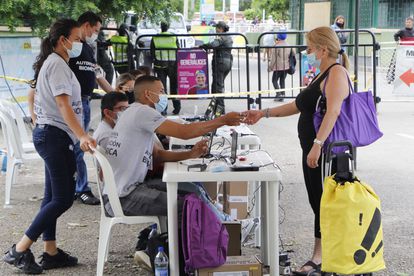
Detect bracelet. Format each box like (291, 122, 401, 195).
(264, 108, 270, 118)
(313, 138, 324, 147)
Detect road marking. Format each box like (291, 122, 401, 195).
(396, 133, 414, 139)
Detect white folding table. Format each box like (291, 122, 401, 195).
(162, 151, 282, 276)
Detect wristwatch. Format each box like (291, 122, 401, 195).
(313, 138, 324, 147)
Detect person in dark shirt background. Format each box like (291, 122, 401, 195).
(69, 11, 113, 205)
(394, 16, 414, 45)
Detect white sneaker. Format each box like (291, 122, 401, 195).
(134, 250, 152, 271)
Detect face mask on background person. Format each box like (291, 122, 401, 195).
(155, 94, 168, 113)
(86, 33, 98, 44)
(336, 22, 344, 28)
(113, 111, 124, 124)
(64, 39, 83, 58)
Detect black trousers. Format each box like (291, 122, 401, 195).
(211, 57, 232, 112)
(272, 70, 288, 94)
(301, 141, 336, 238)
(155, 62, 180, 112)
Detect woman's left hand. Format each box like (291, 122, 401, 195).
(307, 143, 322, 168)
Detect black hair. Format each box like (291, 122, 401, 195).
(78, 11, 102, 26)
(118, 23, 129, 36)
(134, 75, 161, 99)
(32, 18, 79, 78)
(161, 21, 169, 32)
(216, 21, 229, 32)
(101, 92, 128, 120)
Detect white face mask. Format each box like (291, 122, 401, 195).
(64, 39, 83, 58)
(113, 111, 124, 124)
(86, 33, 98, 44)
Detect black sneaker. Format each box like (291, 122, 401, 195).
(77, 191, 100, 205)
(135, 226, 153, 251)
(39, 248, 78, 270)
(3, 244, 43, 274)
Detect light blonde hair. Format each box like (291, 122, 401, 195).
(334, 15, 345, 24)
(306, 26, 350, 70)
(116, 73, 135, 91)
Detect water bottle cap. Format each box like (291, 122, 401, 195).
(151, 224, 157, 229)
(158, 246, 164, 252)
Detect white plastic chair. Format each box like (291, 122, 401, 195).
(0, 110, 40, 206)
(0, 99, 35, 152)
(91, 146, 160, 276)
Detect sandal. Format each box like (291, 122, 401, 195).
(293, 260, 321, 276)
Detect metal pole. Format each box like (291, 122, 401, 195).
(183, 0, 189, 20)
(354, 0, 359, 93)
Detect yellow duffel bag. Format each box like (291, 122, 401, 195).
(320, 175, 386, 274)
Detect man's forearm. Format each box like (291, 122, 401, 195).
(96, 77, 113, 92)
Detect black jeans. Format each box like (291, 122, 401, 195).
(155, 61, 180, 112)
(25, 125, 76, 241)
(212, 57, 232, 112)
(272, 70, 288, 95)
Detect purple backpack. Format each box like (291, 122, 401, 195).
(181, 193, 229, 273)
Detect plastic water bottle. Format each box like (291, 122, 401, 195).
(251, 98, 257, 110)
(148, 224, 158, 240)
(154, 246, 169, 276)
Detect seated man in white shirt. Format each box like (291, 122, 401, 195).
(105, 75, 242, 218)
(93, 92, 129, 148)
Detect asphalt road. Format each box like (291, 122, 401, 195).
(0, 91, 413, 275)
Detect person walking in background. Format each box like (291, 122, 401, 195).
(199, 21, 233, 113)
(331, 15, 348, 47)
(394, 16, 414, 45)
(243, 26, 350, 275)
(150, 21, 181, 115)
(70, 11, 113, 206)
(268, 30, 294, 101)
(3, 18, 96, 274)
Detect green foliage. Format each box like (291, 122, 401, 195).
(243, 9, 261, 20)
(251, 0, 289, 21)
(0, 0, 180, 36)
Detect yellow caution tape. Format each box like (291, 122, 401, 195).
(1, 74, 370, 99)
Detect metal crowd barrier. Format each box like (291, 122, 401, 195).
(98, 29, 380, 110)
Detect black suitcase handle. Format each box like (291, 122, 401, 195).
(325, 140, 355, 163)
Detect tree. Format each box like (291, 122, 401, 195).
(251, 0, 289, 21)
(0, 0, 178, 36)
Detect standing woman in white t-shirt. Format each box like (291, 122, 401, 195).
(3, 19, 96, 274)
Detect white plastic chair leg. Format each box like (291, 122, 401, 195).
(4, 157, 18, 206)
(96, 219, 112, 276)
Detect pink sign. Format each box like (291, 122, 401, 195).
(177, 49, 209, 95)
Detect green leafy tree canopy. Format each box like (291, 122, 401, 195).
(0, 0, 179, 36)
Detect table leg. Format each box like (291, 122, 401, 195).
(260, 181, 269, 265)
(268, 180, 279, 276)
(166, 181, 179, 275)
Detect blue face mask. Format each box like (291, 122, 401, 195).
(64, 39, 83, 58)
(306, 52, 321, 68)
(155, 94, 168, 113)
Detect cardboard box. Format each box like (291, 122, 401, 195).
(198, 255, 262, 276)
(223, 221, 241, 256)
(223, 182, 248, 220)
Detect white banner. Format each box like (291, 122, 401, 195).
(393, 45, 414, 95)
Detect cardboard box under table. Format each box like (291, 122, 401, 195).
(198, 255, 263, 276)
(223, 181, 248, 220)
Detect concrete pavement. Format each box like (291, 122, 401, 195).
(0, 97, 413, 275)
